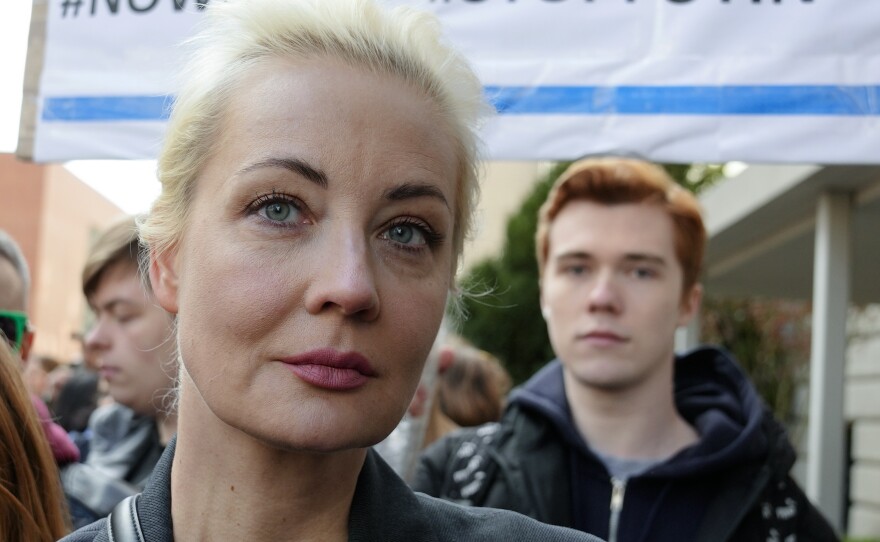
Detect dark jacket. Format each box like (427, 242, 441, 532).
(413, 346, 839, 542)
(62, 403, 166, 528)
(60, 437, 603, 542)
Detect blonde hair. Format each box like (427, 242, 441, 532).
(0, 342, 69, 541)
(536, 158, 706, 295)
(141, 0, 488, 275)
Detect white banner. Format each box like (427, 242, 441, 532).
(20, 0, 880, 164)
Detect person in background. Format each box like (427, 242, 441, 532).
(0, 341, 70, 540)
(436, 337, 512, 428)
(61, 0, 601, 540)
(23, 354, 61, 402)
(419, 337, 512, 449)
(61, 216, 178, 527)
(0, 229, 80, 469)
(414, 157, 838, 542)
(53, 365, 101, 459)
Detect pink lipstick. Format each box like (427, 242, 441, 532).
(279, 348, 375, 391)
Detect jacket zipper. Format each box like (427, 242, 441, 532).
(608, 477, 626, 542)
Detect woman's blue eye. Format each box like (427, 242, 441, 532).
(262, 201, 297, 222)
(387, 224, 425, 246)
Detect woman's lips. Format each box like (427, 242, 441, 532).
(279, 348, 375, 391)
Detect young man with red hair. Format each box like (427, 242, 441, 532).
(414, 158, 837, 541)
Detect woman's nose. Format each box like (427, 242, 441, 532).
(303, 233, 380, 321)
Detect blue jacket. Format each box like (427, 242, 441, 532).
(413, 346, 839, 542)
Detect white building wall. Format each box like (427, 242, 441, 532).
(846, 305, 880, 538)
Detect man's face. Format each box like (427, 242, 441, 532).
(540, 200, 700, 393)
(0, 257, 25, 313)
(84, 262, 176, 416)
(0, 256, 32, 361)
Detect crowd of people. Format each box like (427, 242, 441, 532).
(0, 0, 839, 540)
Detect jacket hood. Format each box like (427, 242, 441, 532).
(509, 346, 788, 478)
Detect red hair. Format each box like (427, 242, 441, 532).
(536, 158, 705, 294)
(0, 343, 70, 541)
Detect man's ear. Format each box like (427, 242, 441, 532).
(150, 248, 180, 314)
(677, 283, 703, 327)
(20, 329, 34, 365)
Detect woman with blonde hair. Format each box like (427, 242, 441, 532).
(0, 341, 69, 541)
(62, 0, 600, 540)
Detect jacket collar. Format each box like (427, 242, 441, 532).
(134, 437, 439, 541)
(510, 346, 779, 477)
(349, 450, 440, 542)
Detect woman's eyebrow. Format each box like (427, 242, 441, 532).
(382, 182, 450, 210)
(239, 157, 328, 188)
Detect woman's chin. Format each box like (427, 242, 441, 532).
(234, 413, 398, 455)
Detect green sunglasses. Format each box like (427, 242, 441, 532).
(0, 310, 28, 352)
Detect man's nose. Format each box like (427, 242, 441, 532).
(587, 270, 621, 314)
(83, 318, 111, 352)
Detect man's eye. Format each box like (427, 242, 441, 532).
(632, 267, 656, 279)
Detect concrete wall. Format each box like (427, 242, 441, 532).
(0, 153, 46, 305)
(846, 305, 880, 538)
(31, 165, 124, 361)
(460, 161, 546, 272)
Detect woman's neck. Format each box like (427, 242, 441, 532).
(154, 410, 177, 446)
(170, 383, 365, 542)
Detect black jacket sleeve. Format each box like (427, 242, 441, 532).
(411, 433, 459, 497)
(728, 474, 840, 542)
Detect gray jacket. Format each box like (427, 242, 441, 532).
(60, 437, 604, 542)
(62, 404, 165, 520)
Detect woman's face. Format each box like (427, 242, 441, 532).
(152, 58, 459, 452)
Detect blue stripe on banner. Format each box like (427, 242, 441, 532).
(41, 96, 173, 121)
(486, 85, 880, 116)
(42, 86, 880, 121)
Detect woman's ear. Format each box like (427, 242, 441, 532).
(150, 248, 180, 314)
